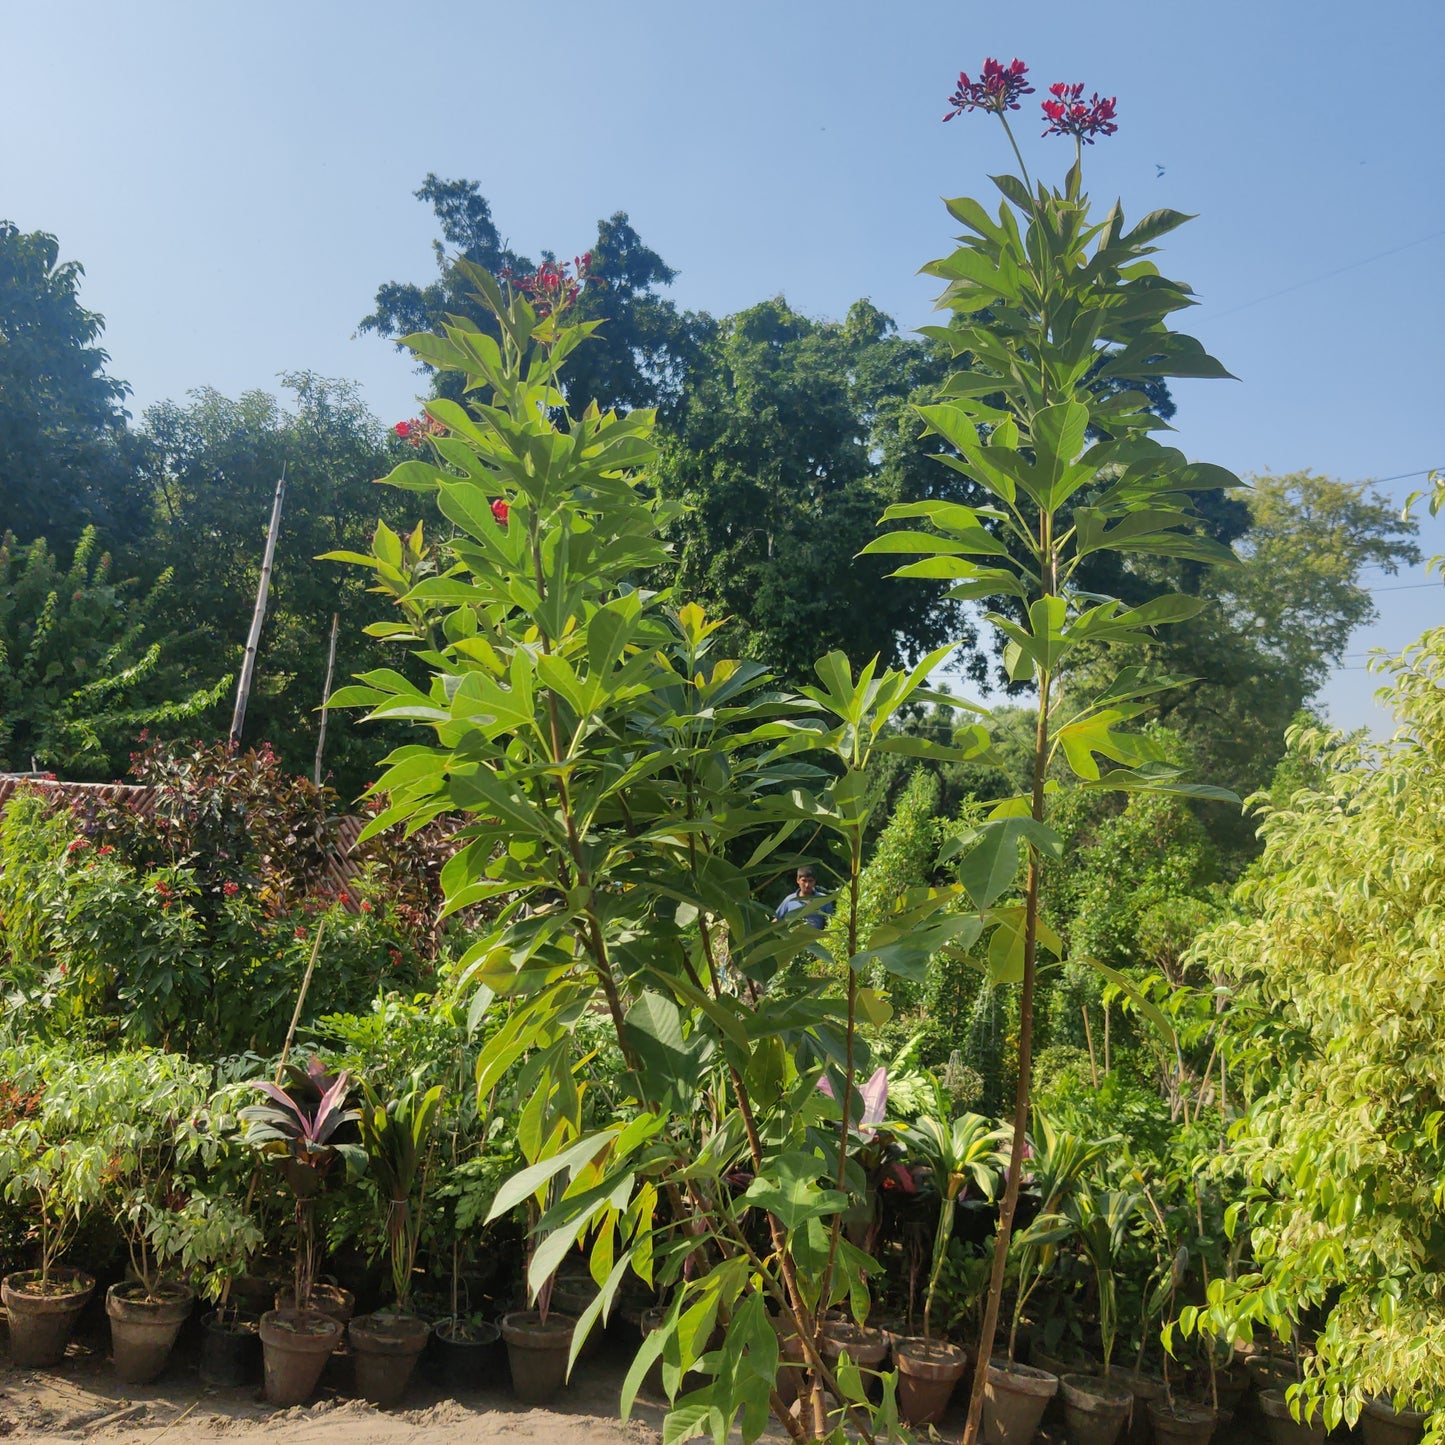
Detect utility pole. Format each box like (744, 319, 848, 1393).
(229, 466, 287, 747)
(313, 612, 340, 786)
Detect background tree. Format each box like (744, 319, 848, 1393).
(134, 373, 408, 796)
(361, 175, 708, 415)
(0, 528, 223, 777)
(0, 223, 139, 554)
(657, 296, 977, 683)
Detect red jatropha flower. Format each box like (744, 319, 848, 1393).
(98, 844, 114, 855)
(359, 899, 373, 913)
(491, 498, 509, 525)
(295, 925, 307, 940)
(393, 420, 412, 439)
(67, 838, 88, 855)
(1041, 83, 1118, 143)
(154, 878, 172, 897)
(500, 253, 592, 317)
(944, 57, 1033, 119)
(223, 881, 239, 897)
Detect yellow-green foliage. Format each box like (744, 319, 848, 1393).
(1185, 630, 1445, 1429)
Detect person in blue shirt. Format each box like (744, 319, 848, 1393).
(774, 865, 835, 929)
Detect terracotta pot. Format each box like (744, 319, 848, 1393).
(1061, 1373, 1132, 1445)
(273, 1281, 355, 1325)
(1214, 1360, 1251, 1414)
(1033, 1345, 1098, 1425)
(1362, 1397, 1431, 1445)
(1114, 1369, 1168, 1445)
(894, 1337, 969, 1427)
(259, 1307, 344, 1406)
(1259, 1388, 1326, 1445)
(2, 1268, 96, 1367)
(349, 1311, 430, 1410)
(984, 1358, 1059, 1444)
(1246, 1353, 1302, 1392)
(199, 1310, 261, 1388)
(431, 1317, 502, 1393)
(1146, 1400, 1218, 1445)
(501, 1310, 577, 1405)
(106, 1281, 194, 1384)
(550, 1273, 601, 1359)
(821, 1321, 890, 1370)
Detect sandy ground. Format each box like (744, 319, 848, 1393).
(0, 1307, 1279, 1444)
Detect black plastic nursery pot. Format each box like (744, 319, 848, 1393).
(431, 1316, 502, 1393)
(199, 1310, 262, 1388)
(2, 1268, 96, 1368)
(106, 1281, 194, 1384)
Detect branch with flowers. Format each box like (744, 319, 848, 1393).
(865, 56, 1240, 1443)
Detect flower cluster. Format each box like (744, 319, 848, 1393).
(491, 498, 509, 526)
(944, 57, 1033, 119)
(1041, 82, 1118, 143)
(392, 415, 448, 447)
(499, 252, 594, 317)
(945, 60, 1119, 143)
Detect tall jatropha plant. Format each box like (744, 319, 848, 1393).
(862, 59, 1240, 1442)
(331, 258, 986, 1444)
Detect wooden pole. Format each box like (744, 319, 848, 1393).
(229, 466, 287, 746)
(313, 612, 339, 786)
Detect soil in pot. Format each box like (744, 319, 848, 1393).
(501, 1310, 578, 1405)
(1259, 1388, 1327, 1445)
(106, 1281, 194, 1384)
(273, 1282, 355, 1325)
(1146, 1400, 1218, 1445)
(984, 1358, 1059, 1445)
(349, 1311, 431, 1410)
(431, 1316, 502, 1393)
(1032, 1345, 1097, 1426)
(821, 1322, 890, 1371)
(2, 1268, 96, 1368)
(259, 1308, 344, 1407)
(199, 1310, 262, 1388)
(1247, 1353, 1303, 1392)
(1114, 1369, 1168, 1445)
(894, 1337, 968, 1428)
(1363, 1397, 1432, 1445)
(1061, 1373, 1132, 1445)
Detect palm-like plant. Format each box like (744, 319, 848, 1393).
(1007, 1114, 1116, 1360)
(357, 1074, 443, 1315)
(898, 1080, 1009, 1338)
(1068, 1187, 1141, 1375)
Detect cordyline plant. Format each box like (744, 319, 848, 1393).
(861, 57, 1239, 1442)
(331, 263, 986, 1444)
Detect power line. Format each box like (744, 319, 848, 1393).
(1203, 227, 1445, 323)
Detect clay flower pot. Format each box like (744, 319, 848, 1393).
(1146, 1399, 1219, 1445)
(983, 1358, 1059, 1444)
(259, 1307, 344, 1406)
(1061, 1372, 1133, 1445)
(893, 1336, 969, 1427)
(273, 1281, 355, 1325)
(1259, 1387, 1327, 1445)
(1113, 1368, 1168, 1444)
(550, 1272, 602, 1359)
(348, 1311, 430, 1409)
(2, 1268, 96, 1367)
(501, 1310, 577, 1405)
(1362, 1397, 1431, 1445)
(106, 1280, 194, 1384)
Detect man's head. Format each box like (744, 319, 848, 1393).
(796, 866, 817, 897)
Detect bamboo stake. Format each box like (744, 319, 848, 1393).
(229, 466, 287, 746)
(1082, 1004, 1100, 1089)
(313, 612, 340, 785)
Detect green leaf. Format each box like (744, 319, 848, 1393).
(957, 818, 1063, 909)
(742, 1152, 849, 1233)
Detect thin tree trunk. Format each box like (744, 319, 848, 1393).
(313, 612, 339, 785)
(230, 467, 287, 746)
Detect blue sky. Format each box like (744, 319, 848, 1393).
(4, 0, 1442, 732)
